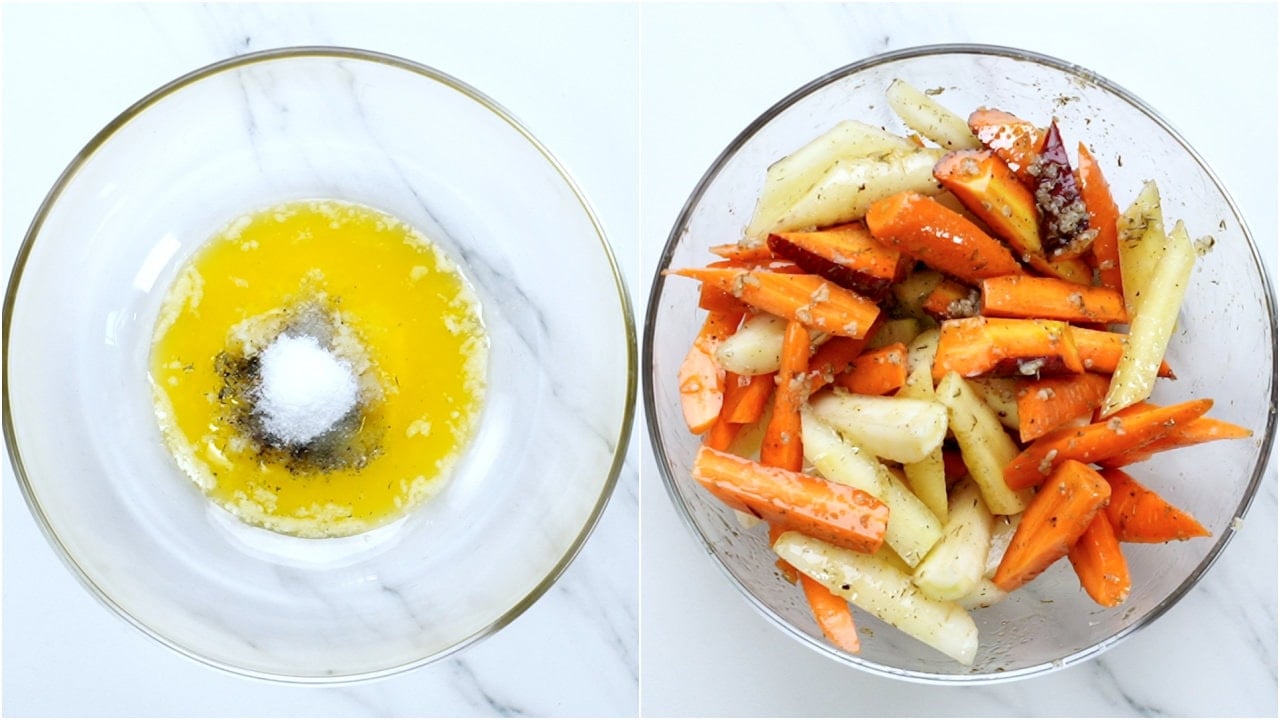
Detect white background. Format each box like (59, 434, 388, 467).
(3, 3, 638, 717)
(639, 2, 1277, 717)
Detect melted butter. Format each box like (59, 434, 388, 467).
(150, 199, 488, 537)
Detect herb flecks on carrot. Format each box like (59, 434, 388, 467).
(669, 267, 880, 338)
(835, 342, 909, 396)
(1099, 413, 1253, 467)
(993, 459, 1111, 592)
(1076, 142, 1123, 292)
(1100, 468, 1210, 542)
(933, 149, 1043, 260)
(1068, 512, 1131, 607)
(767, 222, 908, 300)
(865, 191, 1024, 283)
(922, 278, 981, 321)
(968, 108, 1044, 186)
(1003, 398, 1214, 490)
(932, 316, 1083, 381)
(761, 320, 810, 472)
(1071, 327, 1175, 378)
(691, 446, 889, 554)
(980, 275, 1128, 325)
(1016, 372, 1111, 443)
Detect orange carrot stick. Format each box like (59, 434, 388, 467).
(767, 222, 909, 300)
(678, 310, 744, 434)
(699, 281, 751, 314)
(922, 278, 980, 321)
(1028, 253, 1094, 286)
(1076, 142, 1123, 293)
(980, 275, 1128, 325)
(691, 446, 889, 554)
(993, 459, 1111, 592)
(704, 413, 742, 452)
(932, 316, 1084, 382)
(800, 574, 861, 653)
(835, 342, 908, 396)
(761, 320, 810, 472)
(668, 267, 880, 338)
(1100, 468, 1210, 542)
(722, 372, 774, 425)
(1098, 414, 1253, 467)
(933, 149, 1043, 259)
(1003, 398, 1214, 490)
(708, 242, 775, 263)
(1068, 512, 1131, 607)
(1071, 326, 1175, 378)
(865, 191, 1024, 283)
(968, 108, 1045, 187)
(806, 335, 872, 390)
(1016, 372, 1111, 443)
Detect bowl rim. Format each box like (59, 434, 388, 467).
(642, 41, 1277, 684)
(2, 44, 638, 684)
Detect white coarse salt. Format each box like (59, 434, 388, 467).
(256, 333, 359, 445)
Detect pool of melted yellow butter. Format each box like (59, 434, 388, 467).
(151, 199, 488, 538)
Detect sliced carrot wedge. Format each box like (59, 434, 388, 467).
(722, 372, 774, 425)
(865, 191, 1024, 283)
(669, 267, 880, 338)
(679, 310, 743, 434)
(704, 413, 742, 451)
(761, 320, 810, 472)
(800, 573, 861, 653)
(968, 108, 1044, 186)
(835, 342, 908, 396)
(993, 459, 1110, 592)
(806, 335, 873, 390)
(1098, 414, 1253, 467)
(767, 222, 909, 300)
(691, 446, 889, 554)
(1076, 142, 1123, 292)
(932, 316, 1084, 382)
(922, 278, 980, 321)
(1071, 326, 1175, 378)
(699, 280, 751, 314)
(1027, 253, 1094, 286)
(1100, 468, 1210, 542)
(1016, 372, 1111, 443)
(1068, 512, 1131, 607)
(933, 149, 1043, 259)
(980, 275, 1128, 325)
(708, 242, 775, 263)
(1003, 398, 1213, 490)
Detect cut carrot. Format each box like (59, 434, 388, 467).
(678, 310, 743, 434)
(705, 413, 742, 452)
(967, 108, 1044, 186)
(932, 316, 1084, 382)
(865, 192, 1024, 283)
(806, 335, 873, 390)
(834, 342, 908, 396)
(922, 278, 980, 321)
(691, 446, 889, 554)
(1003, 398, 1213, 490)
(993, 459, 1111, 592)
(1072, 326, 1175, 378)
(722, 372, 774, 425)
(980, 275, 1128, 325)
(1068, 512, 1131, 607)
(708, 242, 775, 263)
(1076, 142, 1123, 292)
(1033, 121, 1094, 259)
(1016, 373, 1110, 443)
(699, 268, 751, 313)
(1028, 253, 1094, 286)
(767, 222, 909, 300)
(1100, 468, 1210, 542)
(933, 149, 1043, 259)
(668, 267, 880, 338)
(761, 320, 810, 472)
(1098, 414, 1253, 467)
(800, 573, 861, 653)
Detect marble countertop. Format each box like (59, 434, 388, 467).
(639, 3, 1277, 717)
(4, 2, 1276, 718)
(2, 3, 638, 717)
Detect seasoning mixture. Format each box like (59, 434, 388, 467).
(150, 199, 488, 538)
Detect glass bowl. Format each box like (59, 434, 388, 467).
(4, 47, 635, 682)
(643, 44, 1276, 682)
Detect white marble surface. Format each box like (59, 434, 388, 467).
(640, 2, 1277, 717)
(2, 3, 638, 717)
